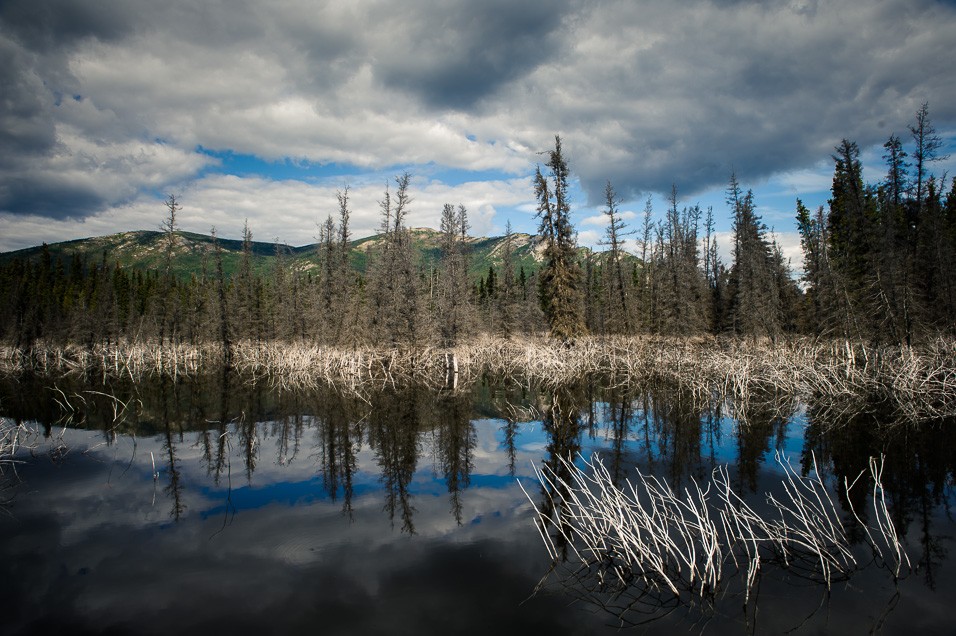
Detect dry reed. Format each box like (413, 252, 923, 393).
(1, 335, 954, 422)
(1, 416, 35, 499)
(522, 451, 910, 622)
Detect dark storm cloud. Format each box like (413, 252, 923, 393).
(0, 0, 218, 219)
(0, 40, 56, 162)
(0, 175, 108, 220)
(374, 0, 574, 110)
(553, 0, 956, 204)
(0, 0, 131, 218)
(0, 0, 135, 51)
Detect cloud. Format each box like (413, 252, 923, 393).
(770, 230, 805, 274)
(180, 173, 533, 245)
(373, 0, 573, 110)
(541, 0, 956, 203)
(1, 0, 141, 44)
(576, 229, 601, 247)
(770, 164, 835, 197)
(0, 0, 954, 243)
(0, 35, 58, 163)
(0, 119, 215, 219)
(0, 172, 534, 251)
(0, 417, 610, 634)
(580, 209, 638, 227)
(706, 228, 805, 277)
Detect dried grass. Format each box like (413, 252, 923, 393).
(523, 451, 910, 623)
(1, 416, 36, 502)
(1, 335, 953, 422)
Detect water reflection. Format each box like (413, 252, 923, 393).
(0, 371, 954, 634)
(803, 406, 956, 591)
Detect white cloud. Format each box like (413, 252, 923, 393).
(0, 173, 535, 251)
(2, 0, 955, 251)
(576, 229, 601, 248)
(771, 164, 834, 196)
(771, 230, 805, 275)
(580, 214, 606, 227)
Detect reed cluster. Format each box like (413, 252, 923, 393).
(0, 416, 31, 497)
(523, 452, 909, 623)
(1, 336, 953, 422)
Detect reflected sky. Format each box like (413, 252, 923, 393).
(0, 376, 953, 634)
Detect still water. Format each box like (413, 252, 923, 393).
(0, 373, 953, 635)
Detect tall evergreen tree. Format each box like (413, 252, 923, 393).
(653, 186, 708, 335)
(875, 134, 912, 343)
(796, 200, 835, 334)
(233, 219, 258, 342)
(209, 227, 231, 363)
(158, 194, 181, 345)
(703, 205, 726, 333)
(367, 173, 421, 345)
(827, 140, 877, 339)
(599, 181, 633, 334)
(635, 196, 655, 333)
(909, 102, 947, 212)
(534, 135, 586, 340)
(436, 202, 475, 345)
(727, 182, 780, 337)
(318, 215, 338, 341)
(333, 186, 360, 345)
(497, 220, 521, 337)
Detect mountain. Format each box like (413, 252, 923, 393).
(0, 228, 548, 281)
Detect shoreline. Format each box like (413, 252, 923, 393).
(2, 336, 954, 423)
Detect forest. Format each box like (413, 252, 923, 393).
(0, 105, 953, 353)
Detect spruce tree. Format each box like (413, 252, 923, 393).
(209, 227, 231, 364)
(367, 173, 420, 345)
(909, 102, 947, 212)
(827, 140, 877, 339)
(437, 202, 475, 345)
(534, 135, 586, 340)
(653, 186, 708, 335)
(727, 183, 779, 337)
(498, 220, 520, 337)
(158, 194, 181, 345)
(599, 181, 633, 334)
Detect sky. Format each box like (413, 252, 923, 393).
(2, 0, 955, 272)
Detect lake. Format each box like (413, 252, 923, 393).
(1, 372, 954, 634)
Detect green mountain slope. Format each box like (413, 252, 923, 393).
(0, 228, 549, 281)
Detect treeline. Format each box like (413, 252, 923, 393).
(0, 185, 547, 351)
(1, 106, 952, 351)
(799, 103, 955, 344)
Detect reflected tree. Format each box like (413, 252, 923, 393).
(434, 391, 476, 525)
(314, 390, 362, 520)
(159, 376, 185, 521)
(654, 383, 707, 489)
(272, 413, 304, 466)
(501, 418, 519, 477)
(804, 408, 956, 588)
(599, 383, 634, 486)
(733, 401, 786, 494)
(369, 388, 420, 534)
(536, 383, 586, 560)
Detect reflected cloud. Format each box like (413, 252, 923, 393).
(1, 373, 954, 633)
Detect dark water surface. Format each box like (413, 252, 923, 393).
(0, 373, 954, 635)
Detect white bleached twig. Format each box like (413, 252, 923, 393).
(526, 451, 910, 612)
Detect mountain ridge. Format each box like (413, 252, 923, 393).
(0, 227, 550, 280)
